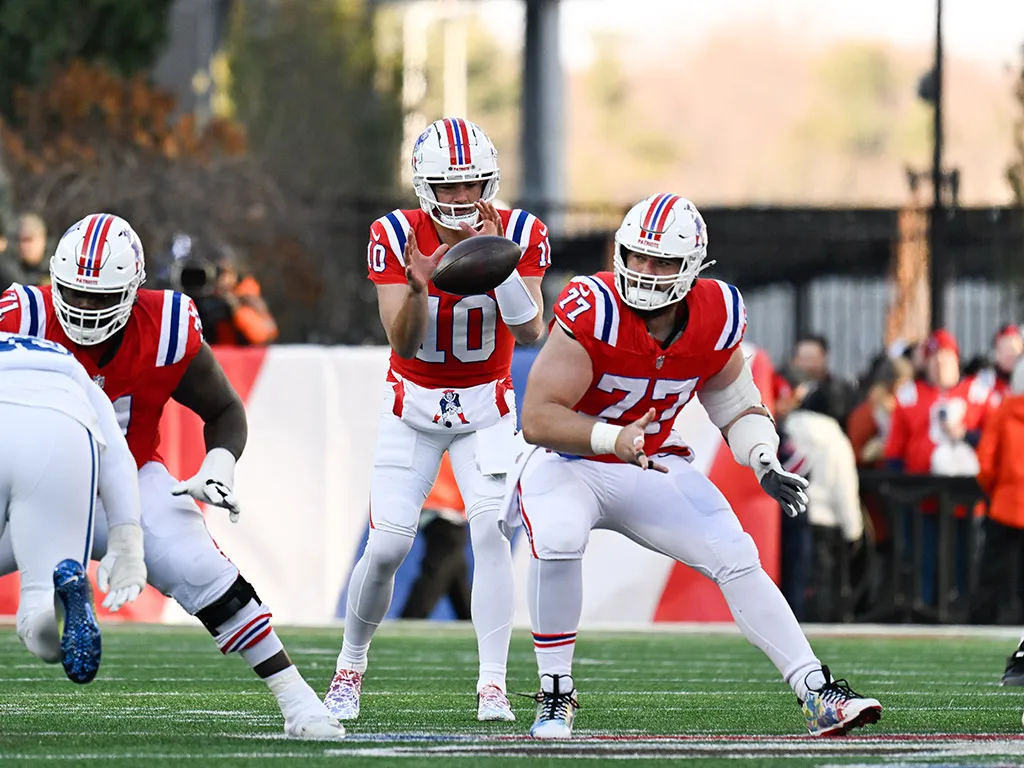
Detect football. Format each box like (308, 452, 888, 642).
(431, 235, 521, 296)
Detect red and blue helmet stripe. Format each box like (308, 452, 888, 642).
(639, 193, 681, 242)
(442, 118, 473, 166)
(76, 213, 115, 278)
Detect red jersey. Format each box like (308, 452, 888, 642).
(0, 283, 203, 468)
(883, 378, 985, 474)
(965, 367, 1011, 429)
(366, 207, 551, 388)
(553, 273, 747, 462)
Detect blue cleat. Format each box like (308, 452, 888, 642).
(53, 559, 101, 684)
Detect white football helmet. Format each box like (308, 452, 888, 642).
(50, 213, 146, 345)
(613, 193, 714, 310)
(412, 118, 500, 230)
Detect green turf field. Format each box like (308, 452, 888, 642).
(1, 623, 1022, 766)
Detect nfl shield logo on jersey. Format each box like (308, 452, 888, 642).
(92, 374, 105, 389)
(432, 389, 470, 429)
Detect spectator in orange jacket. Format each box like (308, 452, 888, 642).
(972, 357, 1024, 633)
(400, 453, 471, 620)
(207, 254, 279, 346)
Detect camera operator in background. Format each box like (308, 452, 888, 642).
(167, 235, 278, 346)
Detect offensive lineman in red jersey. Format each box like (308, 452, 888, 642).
(324, 118, 550, 722)
(0, 214, 344, 740)
(508, 194, 881, 739)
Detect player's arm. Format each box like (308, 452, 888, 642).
(501, 276, 543, 345)
(377, 228, 449, 359)
(520, 323, 664, 471)
(169, 343, 247, 521)
(489, 203, 547, 344)
(171, 343, 247, 457)
(698, 347, 808, 516)
(377, 283, 429, 359)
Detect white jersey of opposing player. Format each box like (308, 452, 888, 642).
(0, 332, 139, 528)
(0, 332, 110, 445)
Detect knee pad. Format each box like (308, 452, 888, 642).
(17, 600, 60, 664)
(364, 528, 416, 576)
(708, 531, 762, 585)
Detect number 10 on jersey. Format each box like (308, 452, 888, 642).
(417, 295, 498, 364)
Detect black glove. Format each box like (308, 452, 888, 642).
(753, 450, 809, 518)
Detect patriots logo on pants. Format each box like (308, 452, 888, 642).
(433, 389, 469, 429)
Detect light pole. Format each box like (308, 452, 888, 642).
(927, 0, 945, 332)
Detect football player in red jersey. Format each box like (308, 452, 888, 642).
(325, 118, 550, 722)
(0, 213, 344, 740)
(509, 194, 881, 739)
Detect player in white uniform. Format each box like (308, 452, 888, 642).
(0, 332, 147, 683)
(324, 118, 550, 721)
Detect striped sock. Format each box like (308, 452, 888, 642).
(533, 632, 577, 678)
(212, 603, 284, 671)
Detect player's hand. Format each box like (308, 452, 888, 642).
(97, 523, 147, 612)
(615, 408, 669, 473)
(404, 228, 449, 294)
(171, 447, 242, 523)
(752, 448, 809, 517)
(459, 200, 504, 238)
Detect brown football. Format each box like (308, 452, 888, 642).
(431, 235, 522, 296)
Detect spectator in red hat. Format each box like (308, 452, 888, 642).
(883, 329, 984, 608)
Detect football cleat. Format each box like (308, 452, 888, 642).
(1000, 644, 1024, 686)
(801, 665, 882, 737)
(323, 668, 363, 721)
(53, 559, 102, 684)
(284, 712, 346, 740)
(529, 674, 579, 739)
(477, 683, 516, 721)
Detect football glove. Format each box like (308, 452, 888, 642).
(753, 448, 809, 518)
(97, 523, 147, 612)
(171, 447, 242, 523)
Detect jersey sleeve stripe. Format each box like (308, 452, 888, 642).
(577, 276, 619, 347)
(510, 209, 534, 248)
(18, 285, 44, 337)
(713, 279, 741, 350)
(158, 290, 185, 367)
(382, 211, 409, 267)
(175, 296, 192, 362)
(506, 209, 524, 244)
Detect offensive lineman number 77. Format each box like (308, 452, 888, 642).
(557, 288, 699, 431)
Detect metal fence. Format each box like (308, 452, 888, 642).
(744, 277, 1024, 381)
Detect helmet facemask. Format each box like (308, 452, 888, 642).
(613, 243, 712, 311)
(51, 276, 142, 345)
(414, 173, 500, 230)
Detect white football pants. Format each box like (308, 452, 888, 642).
(0, 404, 98, 662)
(341, 409, 515, 691)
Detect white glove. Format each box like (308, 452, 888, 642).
(753, 448, 809, 518)
(171, 447, 242, 523)
(96, 523, 147, 612)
